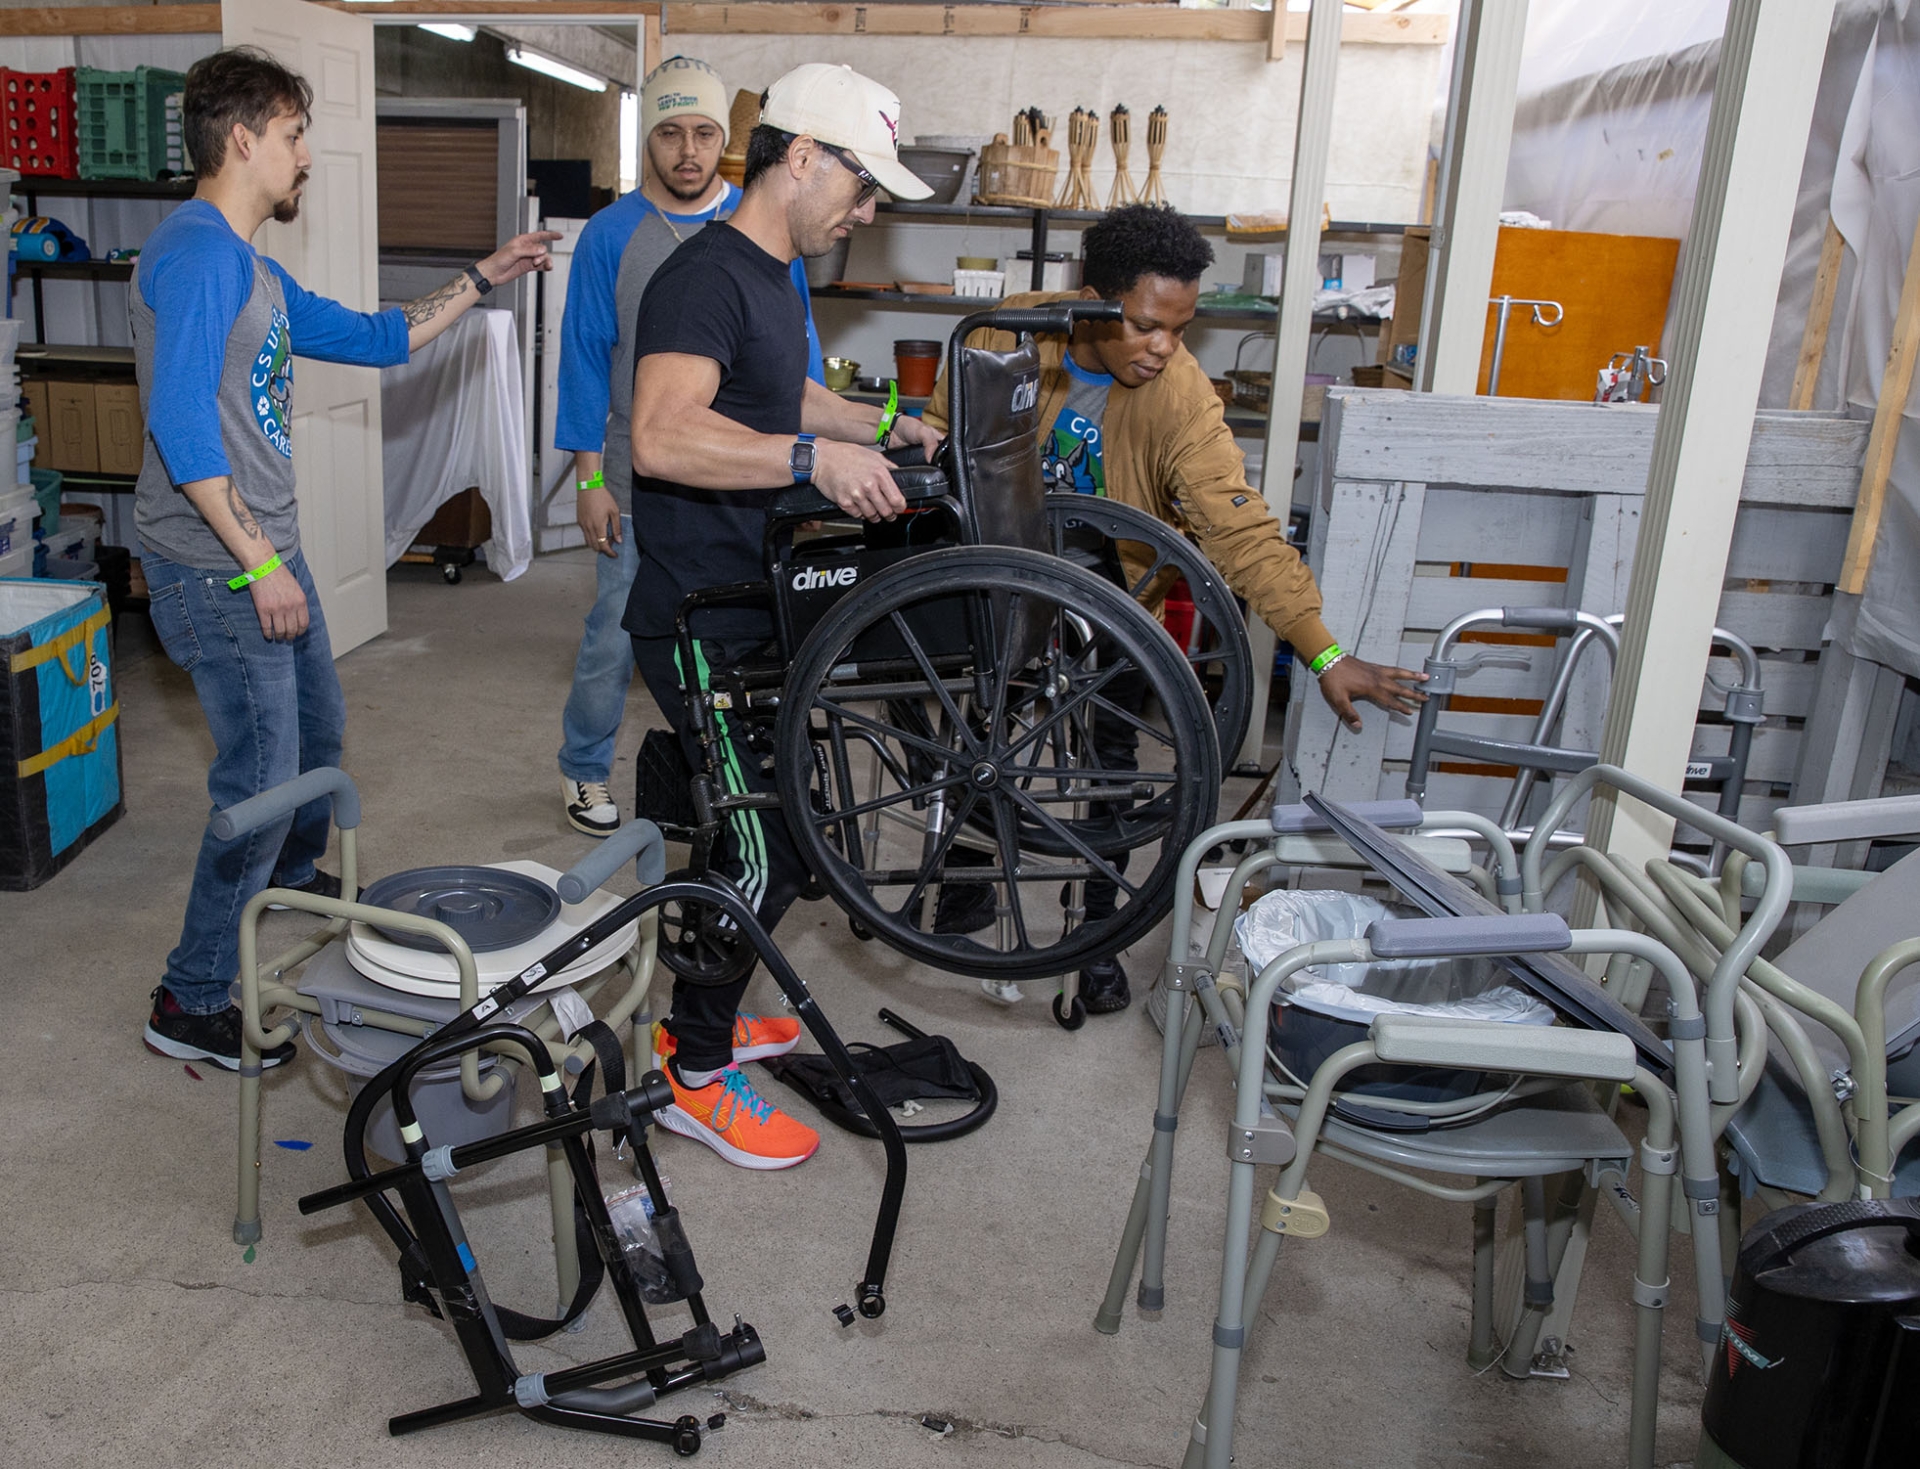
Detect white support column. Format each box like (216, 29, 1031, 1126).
(1241, 0, 1343, 771)
(1415, 0, 1527, 395)
(1589, 0, 1841, 870)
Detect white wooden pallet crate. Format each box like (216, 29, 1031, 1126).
(1278, 388, 1872, 840)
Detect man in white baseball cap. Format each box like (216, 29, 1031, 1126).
(618, 61, 941, 1171)
(759, 61, 933, 205)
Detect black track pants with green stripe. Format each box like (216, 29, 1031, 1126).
(632, 632, 809, 1074)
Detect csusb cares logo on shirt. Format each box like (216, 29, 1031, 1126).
(252, 307, 295, 458)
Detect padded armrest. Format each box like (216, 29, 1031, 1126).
(1366, 914, 1571, 958)
(768, 465, 953, 522)
(1371, 1015, 1639, 1082)
(1272, 798, 1424, 834)
(1772, 795, 1920, 846)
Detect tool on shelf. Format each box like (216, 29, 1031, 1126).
(1484, 295, 1563, 396)
(1141, 106, 1169, 206)
(1107, 104, 1138, 210)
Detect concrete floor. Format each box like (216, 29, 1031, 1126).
(3, 552, 1707, 1467)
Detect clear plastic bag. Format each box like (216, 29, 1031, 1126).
(604, 1180, 682, 1305)
(1234, 889, 1554, 1026)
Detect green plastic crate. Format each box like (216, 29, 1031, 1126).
(75, 66, 187, 180)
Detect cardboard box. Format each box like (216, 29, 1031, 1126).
(93, 383, 144, 476)
(44, 383, 98, 473)
(21, 381, 49, 443)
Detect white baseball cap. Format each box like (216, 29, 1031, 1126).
(642, 55, 730, 143)
(760, 62, 932, 202)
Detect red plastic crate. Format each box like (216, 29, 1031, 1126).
(2, 68, 79, 178)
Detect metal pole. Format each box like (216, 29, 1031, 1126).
(1586, 0, 1841, 875)
(1239, 0, 1345, 772)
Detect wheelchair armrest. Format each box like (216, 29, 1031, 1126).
(1366, 913, 1571, 959)
(1272, 798, 1424, 834)
(1370, 1014, 1639, 1082)
(768, 465, 953, 522)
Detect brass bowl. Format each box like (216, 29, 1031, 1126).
(823, 356, 860, 392)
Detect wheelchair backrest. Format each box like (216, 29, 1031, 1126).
(947, 335, 1046, 554)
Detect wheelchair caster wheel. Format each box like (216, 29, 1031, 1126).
(1052, 993, 1087, 1030)
(672, 1415, 703, 1456)
(441, 562, 461, 585)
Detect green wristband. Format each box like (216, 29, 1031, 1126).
(874, 380, 900, 444)
(227, 552, 283, 592)
(1308, 642, 1346, 676)
(577, 471, 606, 491)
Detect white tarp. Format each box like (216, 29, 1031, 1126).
(379, 307, 531, 581)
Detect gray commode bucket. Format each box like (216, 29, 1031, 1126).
(295, 945, 520, 1161)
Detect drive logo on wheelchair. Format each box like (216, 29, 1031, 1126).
(1011, 375, 1039, 414)
(792, 564, 860, 592)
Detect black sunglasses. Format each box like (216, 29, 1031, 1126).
(818, 142, 880, 206)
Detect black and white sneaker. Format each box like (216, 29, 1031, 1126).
(1078, 957, 1132, 1014)
(562, 777, 620, 837)
(266, 869, 343, 911)
(143, 985, 296, 1070)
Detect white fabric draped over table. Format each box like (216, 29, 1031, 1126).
(379, 307, 531, 581)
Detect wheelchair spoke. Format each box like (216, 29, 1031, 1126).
(814, 770, 970, 828)
(1005, 766, 1178, 785)
(813, 695, 967, 765)
(890, 790, 980, 923)
(988, 797, 1032, 950)
(1000, 659, 1131, 764)
(1084, 684, 1180, 753)
(1004, 784, 1140, 897)
(983, 587, 1025, 735)
(887, 609, 981, 758)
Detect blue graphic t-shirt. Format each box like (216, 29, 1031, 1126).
(1042, 353, 1113, 495)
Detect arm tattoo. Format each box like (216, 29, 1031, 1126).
(403, 276, 467, 327)
(224, 479, 265, 540)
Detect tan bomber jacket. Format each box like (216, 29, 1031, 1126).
(920, 290, 1337, 661)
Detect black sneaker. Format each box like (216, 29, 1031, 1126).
(562, 776, 620, 837)
(908, 881, 997, 935)
(143, 985, 296, 1070)
(266, 869, 343, 911)
(1078, 957, 1131, 1014)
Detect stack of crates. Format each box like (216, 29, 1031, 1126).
(1, 69, 79, 178)
(74, 65, 187, 180)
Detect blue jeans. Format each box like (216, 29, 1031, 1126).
(144, 548, 345, 1014)
(557, 515, 639, 783)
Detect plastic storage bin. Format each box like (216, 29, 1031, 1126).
(0, 483, 36, 556)
(30, 469, 61, 534)
(1, 68, 78, 178)
(0, 579, 122, 889)
(75, 65, 187, 180)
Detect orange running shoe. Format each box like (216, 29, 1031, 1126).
(650, 1013, 800, 1068)
(659, 1063, 820, 1170)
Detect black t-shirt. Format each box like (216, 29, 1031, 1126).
(622, 222, 810, 640)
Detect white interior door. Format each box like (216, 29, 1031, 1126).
(221, 0, 386, 656)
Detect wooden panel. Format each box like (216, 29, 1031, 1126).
(1413, 487, 1581, 566)
(1480, 227, 1681, 402)
(1402, 575, 1566, 631)
(0, 5, 220, 35)
(1723, 506, 1851, 584)
(657, 4, 1449, 44)
(376, 124, 499, 253)
(1690, 724, 1802, 785)
(1323, 390, 1868, 507)
(1714, 590, 1832, 652)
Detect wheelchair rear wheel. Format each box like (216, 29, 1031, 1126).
(1043, 493, 1253, 767)
(774, 545, 1220, 980)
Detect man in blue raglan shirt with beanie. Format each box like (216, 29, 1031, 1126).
(137, 46, 557, 1071)
(554, 56, 826, 838)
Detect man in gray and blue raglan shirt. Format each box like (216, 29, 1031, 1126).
(554, 54, 824, 838)
(136, 46, 556, 1072)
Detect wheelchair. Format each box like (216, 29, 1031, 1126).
(637, 302, 1250, 1025)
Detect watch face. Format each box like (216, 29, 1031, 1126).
(791, 440, 816, 476)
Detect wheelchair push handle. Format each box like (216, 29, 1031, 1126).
(956, 300, 1123, 341)
(557, 818, 668, 904)
(210, 765, 362, 839)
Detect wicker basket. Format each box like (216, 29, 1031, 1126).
(975, 140, 1058, 208)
